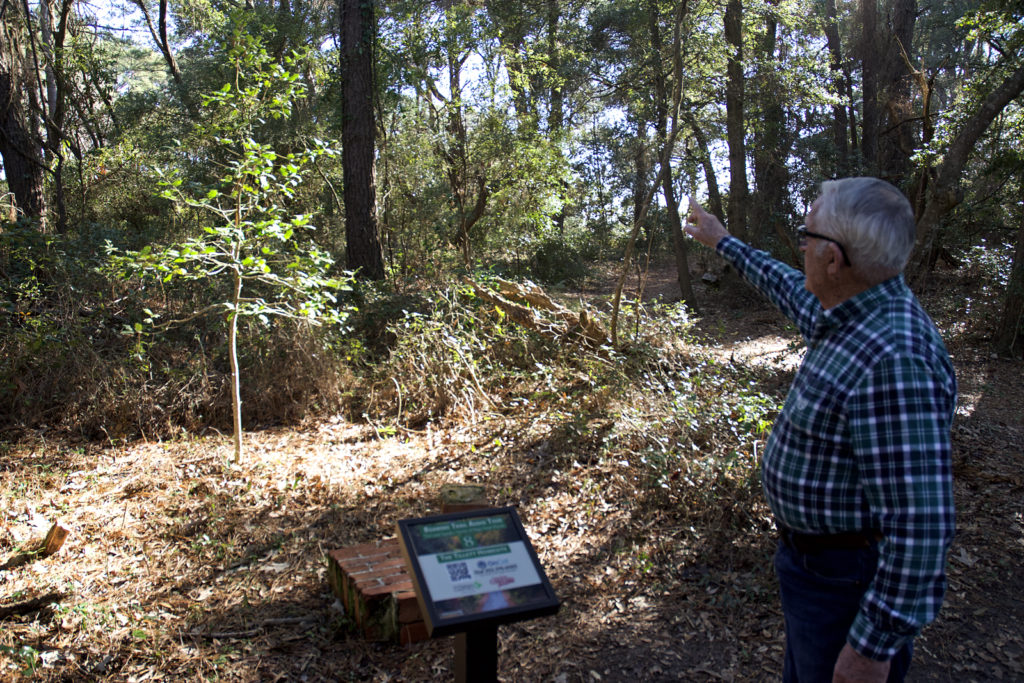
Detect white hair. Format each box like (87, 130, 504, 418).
(816, 177, 916, 280)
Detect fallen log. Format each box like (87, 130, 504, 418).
(467, 278, 609, 348)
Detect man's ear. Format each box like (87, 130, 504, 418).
(826, 243, 844, 277)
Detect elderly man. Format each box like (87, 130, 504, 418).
(685, 177, 956, 682)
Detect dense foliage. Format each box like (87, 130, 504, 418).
(1, 0, 1022, 440)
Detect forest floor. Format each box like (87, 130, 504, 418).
(1, 260, 1022, 682)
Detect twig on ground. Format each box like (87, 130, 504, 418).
(0, 591, 67, 620)
(191, 616, 317, 640)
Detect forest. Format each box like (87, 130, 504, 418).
(1, 0, 1022, 680)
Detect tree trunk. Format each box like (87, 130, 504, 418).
(750, 8, 792, 251)
(905, 58, 937, 221)
(724, 0, 748, 240)
(913, 61, 1024, 272)
(546, 0, 563, 135)
(0, 52, 46, 225)
(648, 0, 695, 304)
(229, 270, 243, 464)
(632, 120, 650, 245)
(505, 39, 531, 119)
(131, 0, 198, 117)
(339, 0, 385, 280)
(547, 0, 567, 235)
(859, 0, 879, 171)
(876, 0, 917, 186)
(684, 112, 725, 222)
(822, 0, 851, 174)
(442, 50, 483, 266)
(994, 211, 1024, 358)
(488, 0, 532, 120)
(457, 174, 489, 266)
(40, 0, 74, 233)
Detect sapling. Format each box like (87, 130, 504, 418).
(109, 30, 352, 463)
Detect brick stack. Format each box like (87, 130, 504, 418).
(327, 538, 428, 645)
(326, 484, 490, 646)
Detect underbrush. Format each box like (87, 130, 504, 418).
(0, 247, 354, 440)
(0, 275, 791, 681)
(4, 257, 783, 541)
(4, 264, 782, 516)
(358, 282, 783, 539)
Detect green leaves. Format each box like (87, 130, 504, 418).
(107, 29, 354, 330)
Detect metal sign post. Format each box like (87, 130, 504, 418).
(454, 624, 498, 683)
(397, 507, 560, 680)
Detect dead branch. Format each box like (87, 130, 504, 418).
(467, 278, 609, 348)
(0, 591, 66, 620)
(191, 616, 317, 640)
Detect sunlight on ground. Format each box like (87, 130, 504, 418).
(702, 333, 804, 372)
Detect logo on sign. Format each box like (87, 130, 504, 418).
(490, 575, 514, 587)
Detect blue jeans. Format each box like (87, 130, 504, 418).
(774, 540, 912, 682)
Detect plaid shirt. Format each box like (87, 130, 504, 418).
(718, 236, 956, 660)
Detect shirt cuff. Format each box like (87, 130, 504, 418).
(848, 611, 911, 661)
(715, 235, 743, 259)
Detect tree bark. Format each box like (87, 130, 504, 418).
(443, 50, 480, 266)
(339, 0, 385, 280)
(39, 0, 74, 233)
(648, 0, 695, 304)
(994, 213, 1024, 358)
(0, 25, 47, 225)
(876, 0, 917, 186)
(750, 7, 792, 251)
(859, 0, 879, 171)
(724, 0, 748, 240)
(683, 111, 725, 221)
(822, 0, 851, 173)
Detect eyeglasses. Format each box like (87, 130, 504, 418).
(797, 227, 850, 266)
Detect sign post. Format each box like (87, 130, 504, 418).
(454, 624, 498, 683)
(397, 507, 560, 682)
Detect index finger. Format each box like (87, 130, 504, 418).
(687, 195, 702, 222)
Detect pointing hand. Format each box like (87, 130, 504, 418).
(685, 196, 730, 249)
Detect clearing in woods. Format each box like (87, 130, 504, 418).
(0, 260, 1021, 681)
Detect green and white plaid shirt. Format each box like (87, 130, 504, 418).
(718, 236, 956, 660)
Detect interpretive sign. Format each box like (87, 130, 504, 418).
(397, 506, 560, 638)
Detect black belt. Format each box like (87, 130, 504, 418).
(779, 526, 882, 554)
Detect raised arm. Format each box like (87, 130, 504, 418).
(684, 196, 820, 338)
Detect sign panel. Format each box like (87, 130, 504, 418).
(397, 507, 560, 637)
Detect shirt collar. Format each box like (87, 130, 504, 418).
(810, 275, 907, 345)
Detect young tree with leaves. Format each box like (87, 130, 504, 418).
(109, 32, 353, 463)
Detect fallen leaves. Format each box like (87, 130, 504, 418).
(1, 279, 1022, 681)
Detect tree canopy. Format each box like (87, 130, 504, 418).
(1, 0, 1023, 439)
